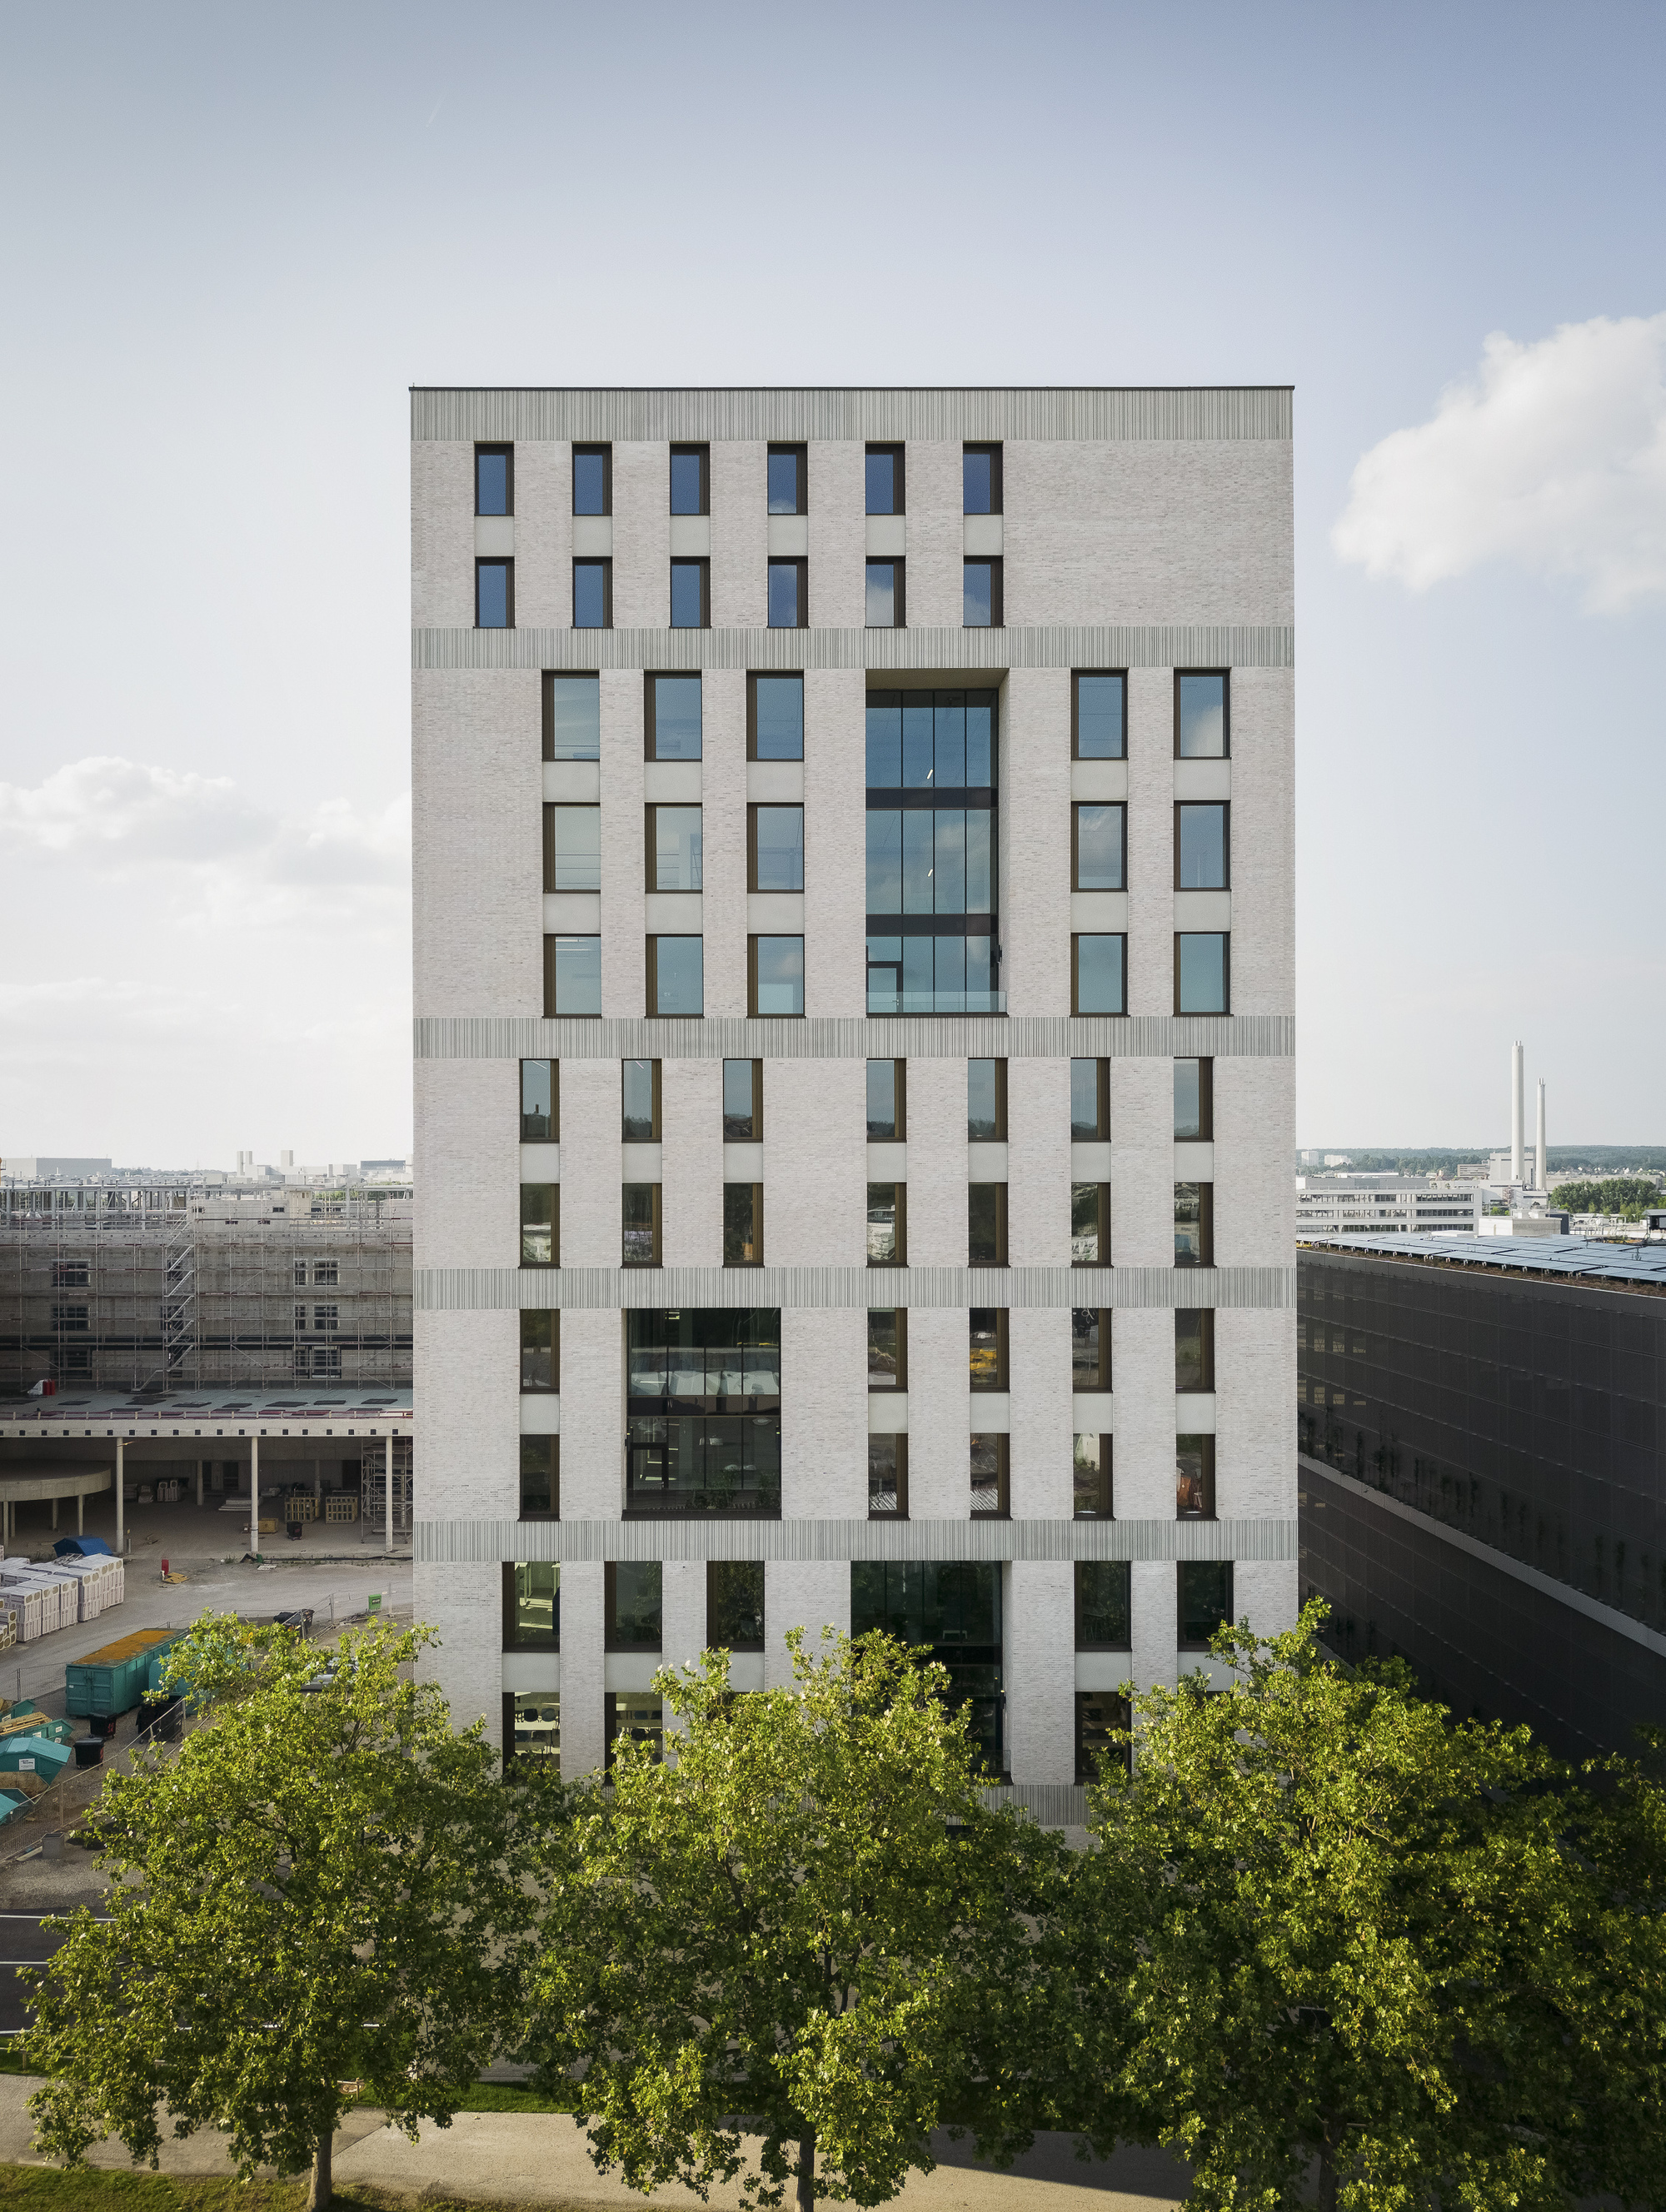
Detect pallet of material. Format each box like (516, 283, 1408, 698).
(324, 1495, 358, 1523)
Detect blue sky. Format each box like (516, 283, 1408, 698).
(2, 1, 1663, 1161)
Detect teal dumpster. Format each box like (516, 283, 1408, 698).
(66, 1629, 182, 1719)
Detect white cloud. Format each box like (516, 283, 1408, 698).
(1333, 314, 1666, 612)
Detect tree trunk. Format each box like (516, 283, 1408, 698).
(796, 2128, 816, 2211)
(1317, 2145, 1337, 2212)
(309, 2126, 333, 2212)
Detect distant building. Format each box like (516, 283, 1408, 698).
(1298, 1231, 1666, 1760)
(1, 1158, 113, 1182)
(1295, 1175, 1482, 1236)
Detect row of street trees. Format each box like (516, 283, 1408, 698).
(22, 1605, 1666, 2212)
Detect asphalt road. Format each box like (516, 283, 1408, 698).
(0, 1910, 106, 2036)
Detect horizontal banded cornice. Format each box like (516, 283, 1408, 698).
(415, 1514, 1294, 1565)
(415, 1014, 1294, 1061)
(415, 1264, 1294, 1313)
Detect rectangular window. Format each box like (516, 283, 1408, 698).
(1176, 803, 1229, 889)
(1075, 1561, 1132, 1650)
(293, 1262, 307, 1289)
(963, 443, 1002, 515)
(1175, 1183, 1214, 1268)
(520, 1183, 557, 1267)
(767, 443, 806, 516)
(1177, 1435, 1216, 1520)
(521, 1308, 557, 1393)
(669, 445, 709, 516)
(868, 1434, 907, 1518)
(866, 1183, 905, 1266)
(312, 1304, 339, 1333)
(476, 559, 513, 629)
(867, 1308, 906, 1389)
(503, 1561, 559, 1649)
(1179, 1560, 1234, 1648)
(969, 1184, 1007, 1268)
(767, 559, 806, 629)
(1175, 1057, 1214, 1140)
(970, 1433, 1009, 1518)
(520, 1436, 558, 1520)
(572, 444, 611, 515)
(52, 1304, 89, 1331)
(1072, 1308, 1110, 1392)
(52, 1260, 90, 1289)
(722, 1058, 763, 1139)
(545, 805, 601, 891)
(865, 689, 998, 1016)
(294, 1302, 307, 1332)
(707, 1559, 766, 1651)
(1073, 1433, 1112, 1519)
(749, 805, 805, 891)
(967, 1058, 1006, 1140)
(1076, 1691, 1130, 1783)
(724, 1183, 764, 1266)
(646, 673, 703, 760)
(312, 1262, 338, 1288)
(1175, 934, 1230, 1014)
(476, 444, 512, 516)
(626, 1308, 781, 1519)
(646, 935, 703, 1016)
(543, 673, 601, 761)
(1070, 1059, 1110, 1140)
(545, 934, 601, 1017)
(521, 1059, 557, 1142)
(606, 1692, 664, 1766)
(963, 558, 1002, 628)
(572, 559, 611, 629)
(750, 673, 804, 760)
(1074, 804, 1125, 891)
(1176, 671, 1229, 758)
(850, 1562, 1003, 1776)
(1071, 1183, 1110, 1265)
(865, 560, 904, 628)
(1176, 1309, 1215, 1393)
(750, 934, 805, 1016)
(970, 1308, 1007, 1392)
(1073, 934, 1126, 1016)
(646, 804, 703, 890)
(622, 1183, 662, 1267)
(606, 1560, 663, 1650)
(865, 445, 904, 515)
(669, 559, 710, 628)
(506, 1690, 561, 1770)
(1073, 671, 1126, 760)
(621, 1059, 661, 1142)
(866, 1059, 905, 1140)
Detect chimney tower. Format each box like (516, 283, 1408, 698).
(1536, 1078, 1547, 1197)
(1511, 1041, 1524, 1185)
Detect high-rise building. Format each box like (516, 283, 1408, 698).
(412, 385, 1295, 1815)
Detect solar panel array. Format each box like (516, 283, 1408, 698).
(1297, 1232, 1666, 1288)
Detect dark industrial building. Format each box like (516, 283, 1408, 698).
(1298, 1233, 1666, 1761)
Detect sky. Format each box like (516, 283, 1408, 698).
(2, 0, 1664, 1164)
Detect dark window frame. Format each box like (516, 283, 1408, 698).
(604, 1691, 665, 1767)
(1177, 1433, 1217, 1522)
(969, 1307, 1009, 1392)
(1175, 801, 1230, 890)
(520, 1182, 559, 1268)
(1076, 1691, 1132, 1783)
(543, 934, 601, 1019)
(766, 442, 808, 516)
(544, 800, 601, 894)
(475, 442, 514, 516)
(1176, 1308, 1216, 1393)
(962, 556, 1003, 629)
(503, 1690, 562, 1771)
(1178, 1559, 1235, 1650)
(1073, 801, 1127, 893)
(724, 1182, 765, 1267)
(748, 933, 806, 1019)
(669, 443, 711, 516)
(605, 1561, 664, 1652)
(519, 1436, 560, 1522)
(669, 557, 711, 630)
(1175, 1056, 1215, 1141)
(865, 557, 905, 629)
(645, 801, 704, 894)
(868, 1432, 909, 1520)
(1071, 1058, 1110, 1142)
(747, 802, 806, 893)
(1072, 933, 1127, 1017)
(866, 1182, 907, 1268)
(621, 1058, 662, 1143)
(519, 1307, 558, 1394)
(962, 442, 1003, 516)
(766, 557, 809, 630)
(969, 1183, 1008, 1268)
(867, 1307, 908, 1392)
(1175, 1182, 1215, 1269)
(722, 1057, 764, 1140)
(502, 1559, 560, 1649)
(645, 670, 704, 761)
(1072, 1308, 1112, 1394)
(970, 1432, 1010, 1520)
(1174, 669, 1231, 760)
(1071, 1182, 1111, 1268)
(542, 670, 601, 762)
(747, 671, 806, 761)
(968, 1057, 1008, 1141)
(646, 934, 704, 1019)
(520, 1058, 558, 1143)
(1175, 932, 1231, 1016)
(1074, 1432, 1113, 1519)
(476, 558, 514, 630)
(865, 443, 905, 516)
(867, 1058, 907, 1141)
(571, 557, 612, 630)
(1072, 670, 1128, 760)
(621, 1182, 663, 1268)
(571, 443, 612, 515)
(1075, 1560, 1133, 1651)
(706, 1558, 767, 1652)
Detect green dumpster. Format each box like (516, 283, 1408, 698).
(67, 1629, 182, 1719)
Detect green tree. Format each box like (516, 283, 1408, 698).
(520, 1628, 1071, 2210)
(26, 1617, 538, 2210)
(1069, 1603, 1666, 2211)
(1550, 1175, 1663, 1217)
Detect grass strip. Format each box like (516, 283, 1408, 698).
(0, 2172, 591, 2212)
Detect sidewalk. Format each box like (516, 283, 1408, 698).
(0, 2079, 1189, 2208)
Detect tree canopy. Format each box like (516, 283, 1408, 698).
(1549, 1175, 1664, 1216)
(26, 1616, 538, 2210)
(519, 1627, 1071, 2210)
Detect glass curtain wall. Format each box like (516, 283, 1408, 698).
(625, 1308, 781, 1517)
(865, 690, 1000, 1014)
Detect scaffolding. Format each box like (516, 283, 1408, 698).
(0, 1182, 413, 1395)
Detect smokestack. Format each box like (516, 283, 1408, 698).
(281, 1148, 293, 1168)
(1511, 1042, 1524, 1185)
(1536, 1079, 1547, 1196)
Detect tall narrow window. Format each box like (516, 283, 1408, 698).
(1073, 1433, 1112, 1519)
(1070, 1059, 1109, 1140)
(503, 1561, 559, 1647)
(520, 1309, 556, 1393)
(544, 674, 601, 761)
(520, 1183, 557, 1267)
(1176, 804, 1229, 889)
(963, 444, 1002, 515)
(1177, 1436, 1216, 1520)
(963, 559, 1001, 628)
(865, 446, 904, 515)
(1179, 1561, 1233, 1648)
(749, 806, 805, 891)
(572, 560, 611, 628)
(967, 1059, 1006, 1140)
(723, 1059, 763, 1139)
(767, 444, 806, 516)
(1175, 1058, 1214, 1139)
(970, 1308, 1007, 1391)
(669, 559, 710, 629)
(621, 1059, 661, 1142)
(750, 935, 805, 1016)
(866, 1184, 905, 1266)
(969, 1184, 1007, 1267)
(1075, 1562, 1131, 1648)
(1175, 934, 1230, 1014)
(866, 690, 998, 1015)
(646, 675, 703, 760)
(606, 1693, 664, 1766)
(545, 805, 600, 891)
(1176, 672, 1229, 758)
(970, 1433, 1009, 1517)
(866, 1059, 905, 1140)
(622, 1183, 662, 1267)
(1077, 1693, 1130, 1783)
(646, 936, 703, 1016)
(1175, 1309, 1215, 1392)
(868, 1308, 906, 1389)
(1071, 1183, 1110, 1265)
(572, 446, 611, 514)
(669, 446, 709, 515)
(520, 1437, 558, 1520)
(750, 673, 804, 760)
(647, 805, 703, 890)
(767, 560, 807, 628)
(476, 560, 512, 629)
(476, 445, 512, 515)
(545, 935, 601, 1017)
(865, 560, 904, 628)
(1073, 934, 1125, 1016)
(1073, 672, 1126, 760)
(707, 1560, 766, 1650)
(1175, 1183, 1213, 1268)
(724, 1183, 764, 1266)
(520, 1059, 556, 1142)
(1074, 805, 1125, 890)
(1072, 1308, 1110, 1392)
(868, 1435, 907, 1518)
(606, 1561, 664, 1648)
